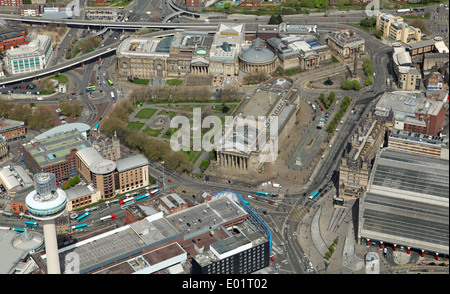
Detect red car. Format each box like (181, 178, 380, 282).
(324, 14, 328, 17)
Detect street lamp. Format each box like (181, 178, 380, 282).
(161, 161, 165, 193)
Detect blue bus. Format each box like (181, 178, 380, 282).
(257, 191, 270, 197)
(93, 123, 99, 134)
(136, 194, 149, 202)
(25, 221, 38, 229)
(72, 224, 88, 231)
(243, 200, 249, 205)
(309, 191, 319, 201)
(10, 227, 25, 233)
(76, 212, 91, 222)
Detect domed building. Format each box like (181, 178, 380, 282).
(239, 38, 278, 75)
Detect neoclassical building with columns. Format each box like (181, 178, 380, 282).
(238, 38, 278, 75)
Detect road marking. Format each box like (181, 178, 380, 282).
(174, 185, 199, 196)
(286, 205, 310, 223)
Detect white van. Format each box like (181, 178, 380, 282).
(37, 97, 43, 101)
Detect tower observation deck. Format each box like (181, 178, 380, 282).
(25, 173, 68, 274)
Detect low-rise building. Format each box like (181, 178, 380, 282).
(424, 72, 444, 91)
(327, 29, 365, 59)
(267, 34, 331, 71)
(387, 127, 448, 159)
(22, 130, 91, 183)
(0, 117, 26, 142)
(0, 165, 33, 194)
(0, 0, 23, 7)
(375, 91, 446, 136)
(65, 184, 102, 211)
(392, 42, 421, 91)
(0, 20, 28, 52)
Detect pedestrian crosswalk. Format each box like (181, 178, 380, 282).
(286, 205, 310, 223)
(174, 185, 200, 196)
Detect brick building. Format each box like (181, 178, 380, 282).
(375, 91, 446, 136)
(22, 130, 91, 183)
(0, 117, 26, 141)
(76, 147, 149, 200)
(0, 21, 28, 52)
(0, 0, 23, 7)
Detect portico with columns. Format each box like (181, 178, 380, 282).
(190, 57, 210, 75)
(217, 151, 250, 171)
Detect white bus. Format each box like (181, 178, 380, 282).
(397, 8, 412, 14)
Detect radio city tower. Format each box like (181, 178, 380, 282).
(25, 173, 68, 274)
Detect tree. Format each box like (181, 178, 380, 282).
(200, 160, 210, 171)
(365, 76, 374, 86)
(341, 80, 353, 90)
(9, 102, 31, 123)
(269, 14, 283, 25)
(300, 0, 315, 8)
(38, 78, 55, 95)
(328, 91, 336, 102)
(375, 30, 383, 39)
(28, 105, 54, 130)
(352, 79, 361, 90)
(411, 19, 427, 33)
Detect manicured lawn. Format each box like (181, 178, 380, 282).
(128, 78, 150, 85)
(166, 79, 183, 86)
(158, 110, 178, 119)
(127, 121, 145, 131)
(182, 150, 200, 163)
(135, 108, 158, 119)
(144, 127, 163, 137)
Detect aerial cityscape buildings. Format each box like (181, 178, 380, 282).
(0, 0, 448, 279)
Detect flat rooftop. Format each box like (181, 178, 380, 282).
(24, 130, 91, 168)
(166, 196, 248, 237)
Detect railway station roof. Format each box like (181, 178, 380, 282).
(359, 148, 449, 254)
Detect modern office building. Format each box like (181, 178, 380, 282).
(76, 147, 149, 199)
(358, 148, 449, 259)
(3, 34, 53, 75)
(376, 13, 422, 44)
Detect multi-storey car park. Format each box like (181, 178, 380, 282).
(29, 190, 271, 274)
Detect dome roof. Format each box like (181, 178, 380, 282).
(240, 38, 276, 64)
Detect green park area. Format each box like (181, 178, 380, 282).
(135, 108, 158, 119)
